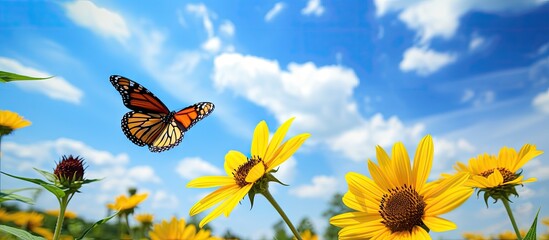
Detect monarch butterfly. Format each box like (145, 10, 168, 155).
(110, 75, 214, 152)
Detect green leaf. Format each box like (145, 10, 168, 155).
(0, 225, 46, 240)
(0, 188, 40, 204)
(1, 171, 65, 198)
(0, 71, 52, 83)
(33, 168, 57, 183)
(82, 178, 102, 184)
(75, 211, 119, 240)
(523, 208, 540, 240)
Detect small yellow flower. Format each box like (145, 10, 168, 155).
(497, 230, 525, 240)
(462, 232, 487, 240)
(135, 213, 154, 225)
(45, 209, 77, 219)
(330, 135, 473, 239)
(455, 144, 543, 189)
(107, 193, 148, 212)
(299, 230, 318, 240)
(149, 217, 221, 240)
(542, 216, 549, 227)
(0, 208, 11, 222)
(187, 118, 310, 227)
(10, 211, 53, 239)
(0, 110, 31, 136)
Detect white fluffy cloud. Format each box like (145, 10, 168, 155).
(265, 2, 285, 22)
(213, 53, 361, 137)
(0, 57, 83, 104)
(532, 88, 549, 114)
(301, 0, 325, 17)
(523, 159, 549, 181)
(330, 114, 424, 161)
(377, 0, 545, 75)
(469, 34, 486, 51)
(431, 137, 476, 176)
(219, 20, 235, 37)
(152, 190, 180, 209)
(186, 3, 234, 54)
(64, 1, 130, 43)
(289, 175, 337, 198)
(186, 3, 214, 38)
(400, 46, 457, 76)
(376, 0, 546, 44)
(461, 89, 496, 107)
(213, 53, 429, 161)
(176, 157, 223, 179)
(201, 36, 222, 53)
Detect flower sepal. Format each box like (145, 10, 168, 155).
(266, 169, 289, 187)
(477, 183, 521, 207)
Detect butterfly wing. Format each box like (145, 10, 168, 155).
(121, 111, 185, 152)
(121, 111, 167, 147)
(110, 75, 170, 114)
(148, 117, 185, 152)
(173, 102, 215, 131)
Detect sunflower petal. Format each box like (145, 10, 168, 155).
(513, 144, 543, 171)
(224, 150, 248, 176)
(376, 145, 396, 181)
(423, 216, 457, 232)
(245, 163, 265, 183)
(189, 185, 239, 216)
(224, 184, 252, 216)
(186, 176, 235, 188)
(266, 133, 310, 171)
(368, 159, 393, 191)
(264, 118, 295, 163)
(425, 186, 473, 216)
(412, 225, 432, 239)
(412, 135, 433, 191)
(251, 121, 269, 158)
(392, 142, 411, 187)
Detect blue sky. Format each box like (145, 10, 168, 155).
(1, 0, 549, 238)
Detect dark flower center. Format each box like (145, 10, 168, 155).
(233, 156, 263, 187)
(379, 184, 426, 233)
(54, 155, 85, 182)
(479, 167, 518, 183)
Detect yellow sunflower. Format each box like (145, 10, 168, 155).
(543, 216, 549, 227)
(0, 110, 31, 136)
(462, 232, 487, 240)
(10, 211, 53, 239)
(0, 208, 11, 222)
(330, 135, 473, 239)
(135, 213, 154, 225)
(106, 193, 148, 212)
(299, 230, 319, 240)
(497, 229, 525, 240)
(187, 117, 310, 227)
(455, 144, 543, 190)
(149, 217, 221, 240)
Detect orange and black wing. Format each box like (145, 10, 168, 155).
(121, 111, 185, 152)
(174, 102, 215, 131)
(110, 75, 170, 114)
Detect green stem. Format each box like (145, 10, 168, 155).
(52, 194, 69, 240)
(502, 198, 522, 240)
(124, 212, 133, 239)
(262, 190, 302, 240)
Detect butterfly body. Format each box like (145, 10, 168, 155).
(110, 75, 214, 152)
